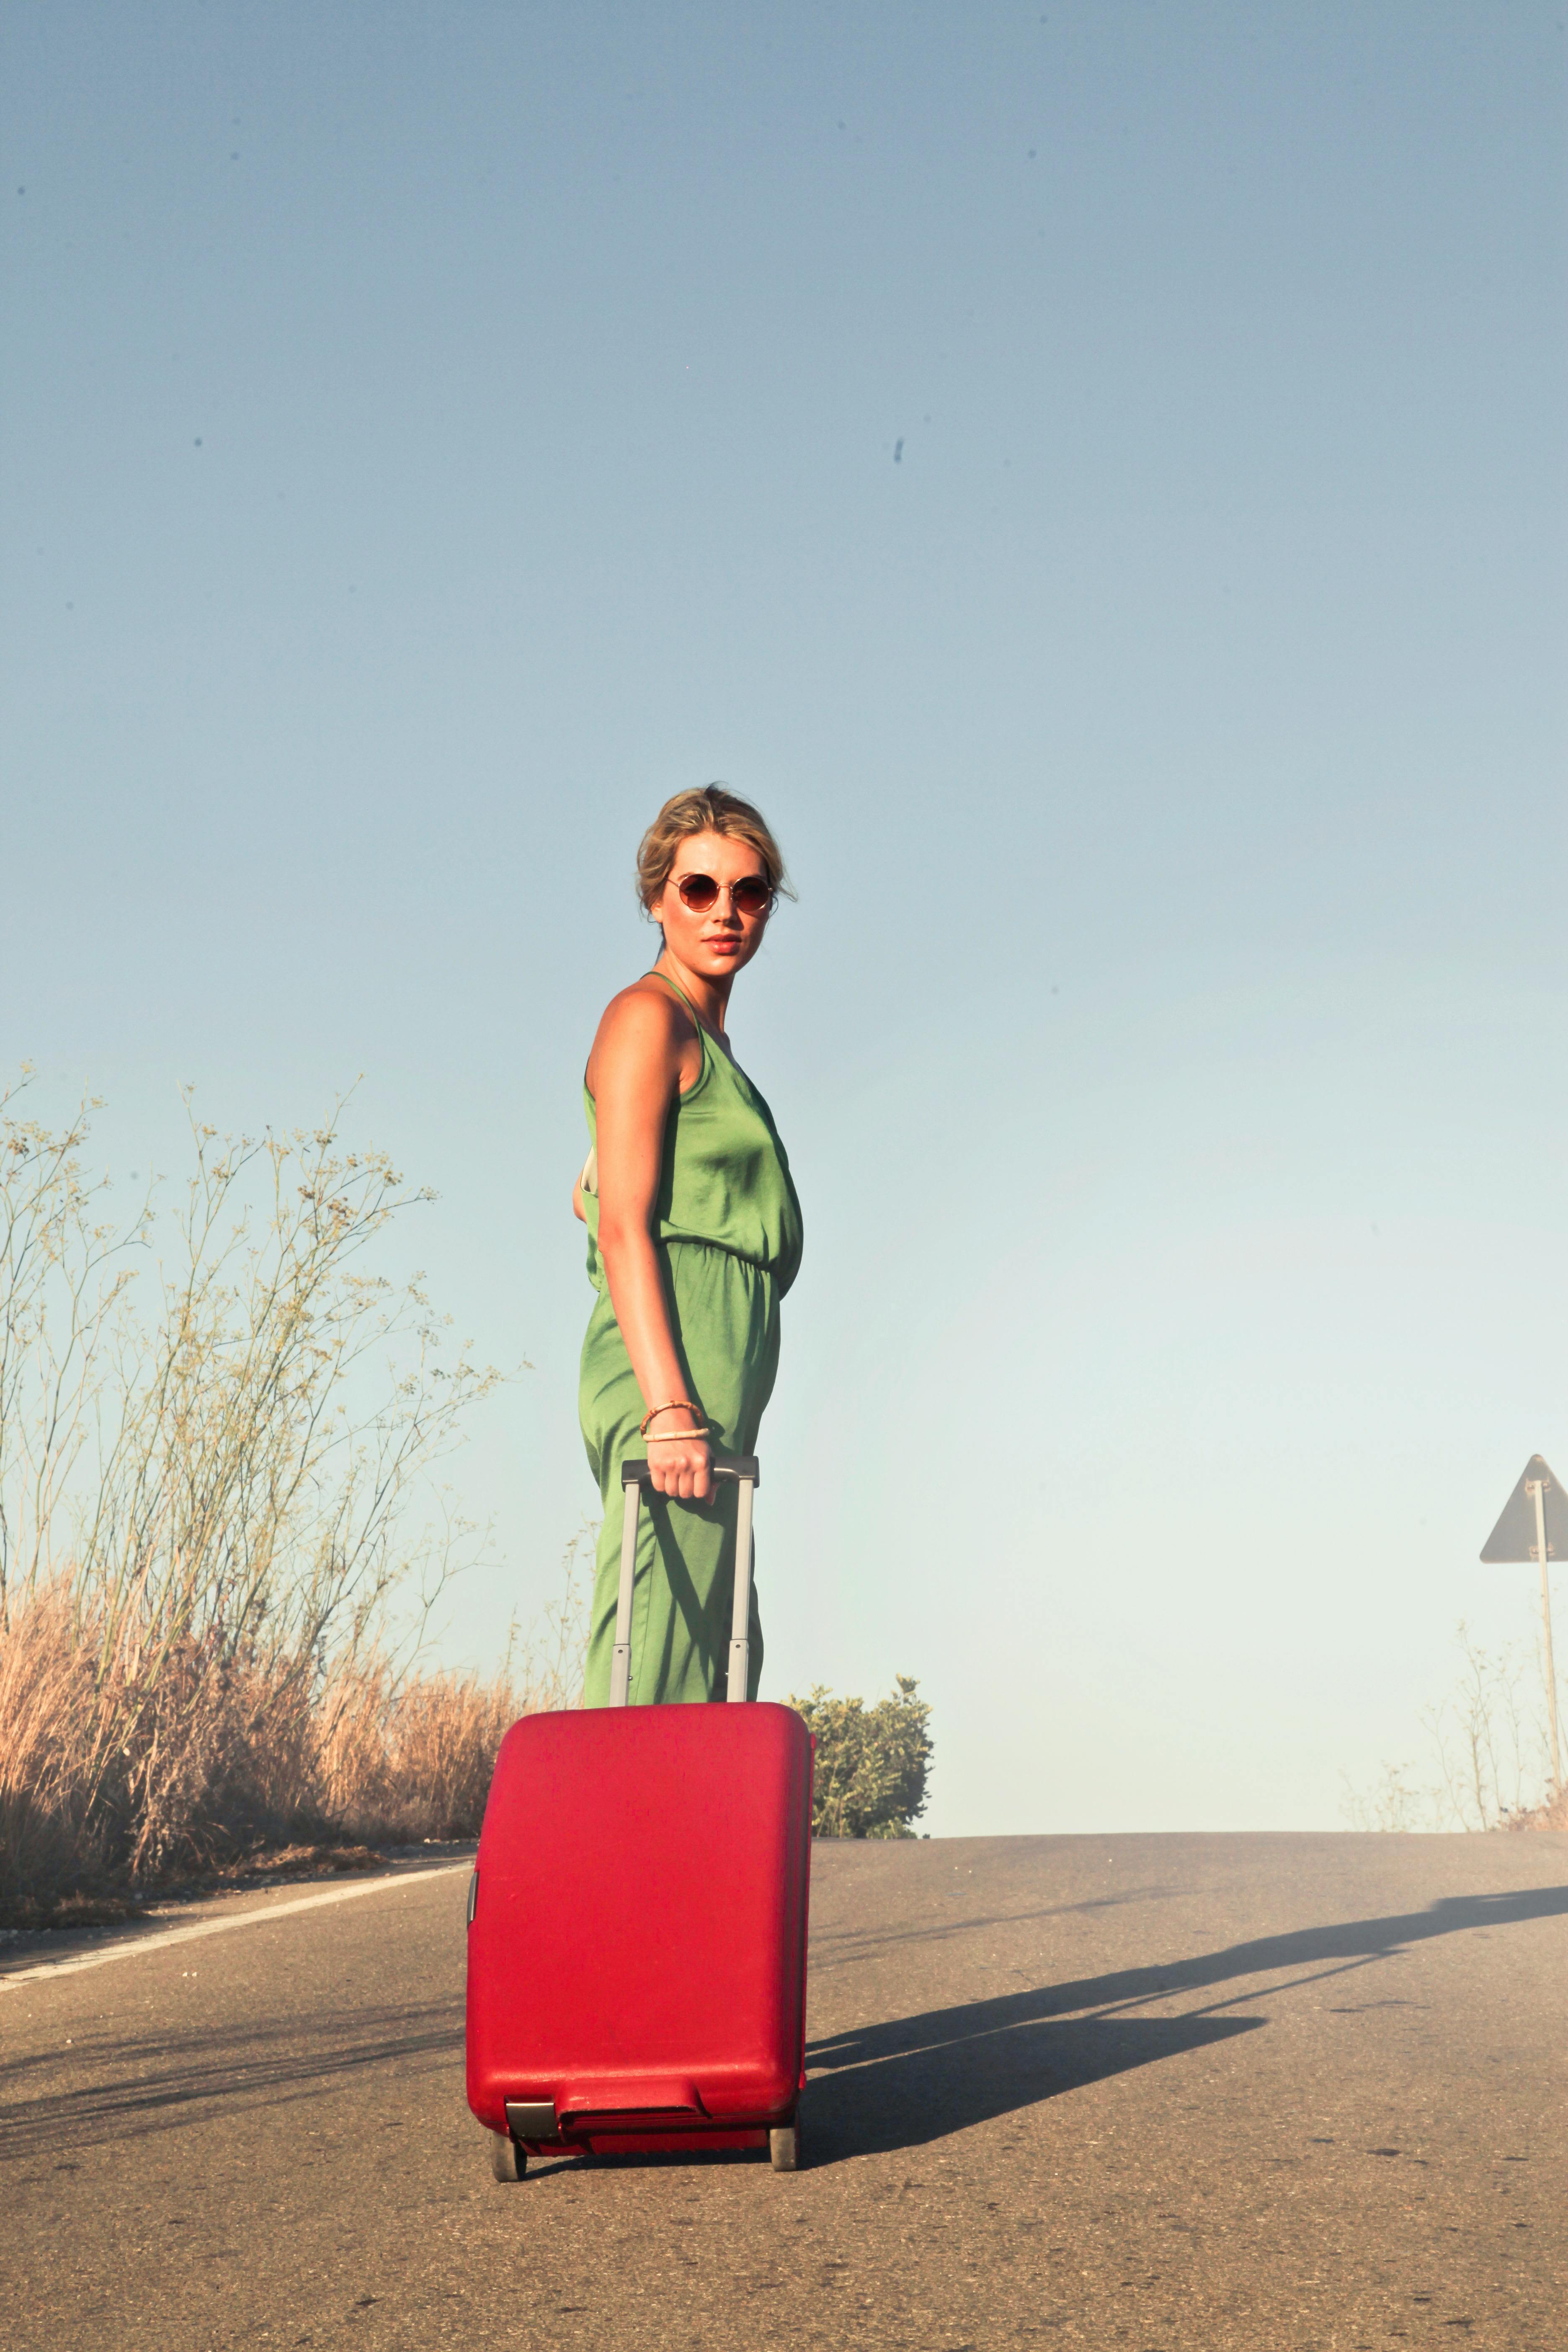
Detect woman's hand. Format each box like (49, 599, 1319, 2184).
(647, 1431, 712, 1502)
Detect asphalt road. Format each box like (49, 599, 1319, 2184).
(3, 1831, 1567, 2350)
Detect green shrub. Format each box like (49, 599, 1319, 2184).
(789, 1676, 933, 1839)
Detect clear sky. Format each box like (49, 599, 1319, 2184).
(5, 2, 1565, 1832)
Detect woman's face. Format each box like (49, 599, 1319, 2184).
(652, 830, 771, 981)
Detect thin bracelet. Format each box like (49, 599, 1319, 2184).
(645, 1426, 711, 1442)
(639, 1399, 703, 1436)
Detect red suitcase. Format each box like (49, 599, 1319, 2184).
(465, 1454, 814, 2178)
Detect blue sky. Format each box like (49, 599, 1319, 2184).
(5, 2, 1565, 1830)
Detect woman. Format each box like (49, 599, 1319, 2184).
(574, 786, 803, 1706)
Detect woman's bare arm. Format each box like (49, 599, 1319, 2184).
(589, 985, 710, 1500)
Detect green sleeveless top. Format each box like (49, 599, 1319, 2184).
(581, 975, 803, 1298)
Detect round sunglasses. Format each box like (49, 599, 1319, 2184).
(673, 871, 772, 917)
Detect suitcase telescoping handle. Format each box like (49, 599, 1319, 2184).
(612, 1455, 760, 1707)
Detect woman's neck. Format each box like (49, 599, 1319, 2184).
(655, 950, 732, 1039)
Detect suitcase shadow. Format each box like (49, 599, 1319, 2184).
(802, 2008, 1260, 2161)
(799, 1881, 1568, 2162)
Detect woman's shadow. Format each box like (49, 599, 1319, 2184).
(802, 1881, 1568, 2163)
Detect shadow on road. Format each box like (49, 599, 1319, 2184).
(0, 2001, 462, 2163)
(807, 2010, 1261, 2160)
(804, 1883, 1568, 2161)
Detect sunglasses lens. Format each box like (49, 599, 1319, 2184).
(675, 873, 771, 916)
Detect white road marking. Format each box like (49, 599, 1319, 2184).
(0, 1863, 471, 1991)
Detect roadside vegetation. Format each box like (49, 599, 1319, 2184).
(791, 1676, 934, 1838)
(1343, 1620, 1568, 1833)
(0, 1077, 572, 1926)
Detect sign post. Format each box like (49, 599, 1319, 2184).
(1480, 1453, 1566, 1793)
(1532, 1476, 1561, 1792)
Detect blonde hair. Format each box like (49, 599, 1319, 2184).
(635, 784, 794, 917)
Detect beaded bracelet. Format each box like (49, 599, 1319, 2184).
(639, 1398, 703, 1436)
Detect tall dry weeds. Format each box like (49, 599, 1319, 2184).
(0, 1077, 572, 1924)
(1342, 1619, 1566, 1833)
(0, 1573, 585, 1920)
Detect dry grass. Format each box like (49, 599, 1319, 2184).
(0, 1077, 583, 1927)
(1343, 1621, 1568, 1833)
(1502, 1784, 1568, 1831)
(0, 1570, 583, 1925)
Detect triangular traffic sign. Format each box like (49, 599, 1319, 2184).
(1480, 1454, 1568, 1563)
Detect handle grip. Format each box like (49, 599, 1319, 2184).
(609, 1455, 759, 1706)
(621, 1453, 759, 1489)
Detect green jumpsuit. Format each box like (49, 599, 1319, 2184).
(578, 975, 803, 1706)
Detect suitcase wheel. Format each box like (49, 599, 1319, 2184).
(769, 2125, 799, 2173)
(490, 2130, 526, 2182)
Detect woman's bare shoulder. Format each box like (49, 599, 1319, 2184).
(596, 975, 696, 1044)
(588, 977, 697, 1088)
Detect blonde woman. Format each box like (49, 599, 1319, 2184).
(573, 786, 803, 1705)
